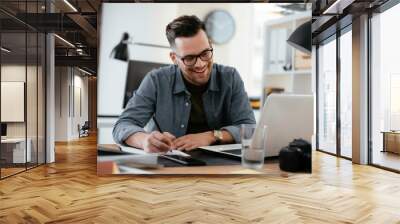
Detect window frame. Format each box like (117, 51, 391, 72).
(368, 0, 400, 173)
(315, 23, 352, 160)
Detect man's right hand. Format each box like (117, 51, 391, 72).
(125, 131, 176, 153)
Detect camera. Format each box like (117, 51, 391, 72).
(279, 139, 311, 172)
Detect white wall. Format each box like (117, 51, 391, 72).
(1, 65, 26, 139)
(1, 65, 36, 137)
(98, 3, 177, 117)
(72, 74, 89, 138)
(55, 67, 68, 141)
(176, 4, 254, 93)
(55, 67, 89, 141)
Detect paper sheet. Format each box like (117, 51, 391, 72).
(119, 145, 190, 157)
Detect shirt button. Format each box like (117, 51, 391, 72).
(181, 124, 185, 128)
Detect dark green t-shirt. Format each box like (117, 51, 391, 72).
(182, 76, 210, 134)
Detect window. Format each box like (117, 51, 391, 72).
(317, 36, 337, 154)
(370, 2, 400, 171)
(339, 29, 352, 158)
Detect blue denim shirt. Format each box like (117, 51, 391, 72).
(112, 63, 256, 145)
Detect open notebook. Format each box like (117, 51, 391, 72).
(98, 145, 191, 172)
(98, 144, 190, 157)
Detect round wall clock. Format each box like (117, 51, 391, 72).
(204, 10, 235, 45)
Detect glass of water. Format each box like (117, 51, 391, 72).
(240, 124, 267, 170)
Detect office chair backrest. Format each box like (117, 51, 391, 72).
(82, 121, 90, 130)
(254, 93, 314, 157)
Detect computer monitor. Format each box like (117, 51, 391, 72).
(1, 123, 7, 137)
(123, 60, 170, 108)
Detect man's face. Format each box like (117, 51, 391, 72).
(170, 30, 213, 86)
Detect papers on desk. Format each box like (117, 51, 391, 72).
(119, 145, 190, 157)
(98, 145, 190, 174)
(198, 144, 241, 152)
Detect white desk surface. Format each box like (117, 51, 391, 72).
(1, 138, 28, 143)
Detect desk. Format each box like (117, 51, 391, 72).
(97, 144, 285, 175)
(381, 131, 400, 154)
(1, 138, 32, 164)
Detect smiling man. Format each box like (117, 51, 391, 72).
(113, 15, 255, 153)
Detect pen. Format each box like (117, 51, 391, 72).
(153, 116, 173, 152)
(153, 116, 162, 132)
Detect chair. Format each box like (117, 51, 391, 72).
(79, 121, 90, 138)
(254, 93, 314, 157)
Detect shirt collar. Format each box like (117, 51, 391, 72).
(173, 64, 219, 94)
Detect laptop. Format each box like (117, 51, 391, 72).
(199, 144, 244, 158)
(199, 94, 314, 159)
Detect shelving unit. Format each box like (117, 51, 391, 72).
(262, 12, 312, 103)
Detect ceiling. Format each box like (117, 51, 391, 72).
(311, 0, 391, 44)
(4, 0, 390, 74)
(0, 0, 101, 75)
(0, 0, 313, 76)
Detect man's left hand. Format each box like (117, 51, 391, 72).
(173, 132, 214, 151)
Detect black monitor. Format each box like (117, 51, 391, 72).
(1, 123, 7, 137)
(123, 60, 170, 108)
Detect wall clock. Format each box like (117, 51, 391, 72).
(204, 10, 235, 45)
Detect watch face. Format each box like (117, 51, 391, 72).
(205, 10, 235, 45)
(214, 130, 223, 142)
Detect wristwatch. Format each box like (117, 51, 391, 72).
(213, 130, 223, 144)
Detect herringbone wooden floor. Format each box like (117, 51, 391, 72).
(1, 135, 400, 223)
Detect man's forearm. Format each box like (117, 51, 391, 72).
(205, 130, 234, 145)
(124, 132, 148, 149)
(221, 130, 234, 144)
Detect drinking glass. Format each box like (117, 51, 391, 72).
(240, 124, 267, 170)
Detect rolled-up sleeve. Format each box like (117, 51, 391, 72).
(221, 69, 256, 143)
(112, 73, 157, 145)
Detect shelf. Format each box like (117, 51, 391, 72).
(264, 69, 311, 76)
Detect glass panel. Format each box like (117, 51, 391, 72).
(38, 32, 45, 165)
(340, 29, 352, 158)
(318, 37, 337, 154)
(26, 0, 39, 169)
(0, 1, 46, 178)
(27, 31, 38, 169)
(1, 31, 27, 177)
(371, 4, 400, 171)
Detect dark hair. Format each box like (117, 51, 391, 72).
(166, 15, 206, 48)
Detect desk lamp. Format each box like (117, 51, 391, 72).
(110, 32, 170, 62)
(287, 21, 311, 54)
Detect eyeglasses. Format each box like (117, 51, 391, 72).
(176, 48, 213, 66)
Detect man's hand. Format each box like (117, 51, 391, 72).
(143, 131, 176, 153)
(173, 132, 215, 151)
(125, 131, 176, 153)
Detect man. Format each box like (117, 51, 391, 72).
(113, 15, 255, 153)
